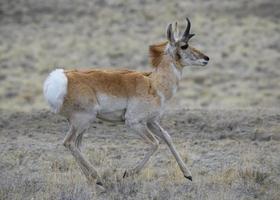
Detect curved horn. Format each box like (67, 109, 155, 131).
(183, 18, 191, 38)
(182, 17, 195, 41)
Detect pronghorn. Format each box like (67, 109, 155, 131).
(43, 18, 209, 189)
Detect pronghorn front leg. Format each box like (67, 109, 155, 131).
(123, 122, 159, 178)
(147, 121, 192, 181)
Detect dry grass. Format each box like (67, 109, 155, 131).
(1, 109, 280, 199)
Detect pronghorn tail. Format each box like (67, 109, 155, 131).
(43, 69, 68, 113)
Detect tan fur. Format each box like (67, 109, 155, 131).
(150, 54, 180, 100)
(149, 41, 168, 68)
(65, 68, 153, 97)
(61, 68, 157, 115)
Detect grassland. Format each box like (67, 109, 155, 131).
(0, 109, 280, 199)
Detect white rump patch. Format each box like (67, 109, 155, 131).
(43, 69, 68, 113)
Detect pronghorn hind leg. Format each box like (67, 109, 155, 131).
(63, 112, 105, 190)
(123, 122, 159, 178)
(63, 124, 75, 148)
(147, 121, 192, 181)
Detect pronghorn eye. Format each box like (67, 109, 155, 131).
(181, 44, 188, 50)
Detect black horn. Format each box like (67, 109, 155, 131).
(184, 18, 191, 36)
(182, 18, 195, 41)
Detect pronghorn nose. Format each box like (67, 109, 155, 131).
(204, 56, 209, 61)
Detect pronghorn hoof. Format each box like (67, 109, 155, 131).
(184, 175, 192, 181)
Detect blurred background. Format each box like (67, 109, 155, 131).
(0, 0, 279, 112)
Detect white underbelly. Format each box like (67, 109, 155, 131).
(96, 93, 127, 122)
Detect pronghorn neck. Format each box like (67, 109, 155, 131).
(151, 54, 182, 103)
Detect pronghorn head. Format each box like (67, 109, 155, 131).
(166, 18, 209, 67)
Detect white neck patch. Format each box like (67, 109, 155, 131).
(156, 90, 165, 106)
(165, 43, 176, 57)
(171, 63, 182, 80)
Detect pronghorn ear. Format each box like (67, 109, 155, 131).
(174, 21, 179, 39)
(166, 23, 175, 45)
